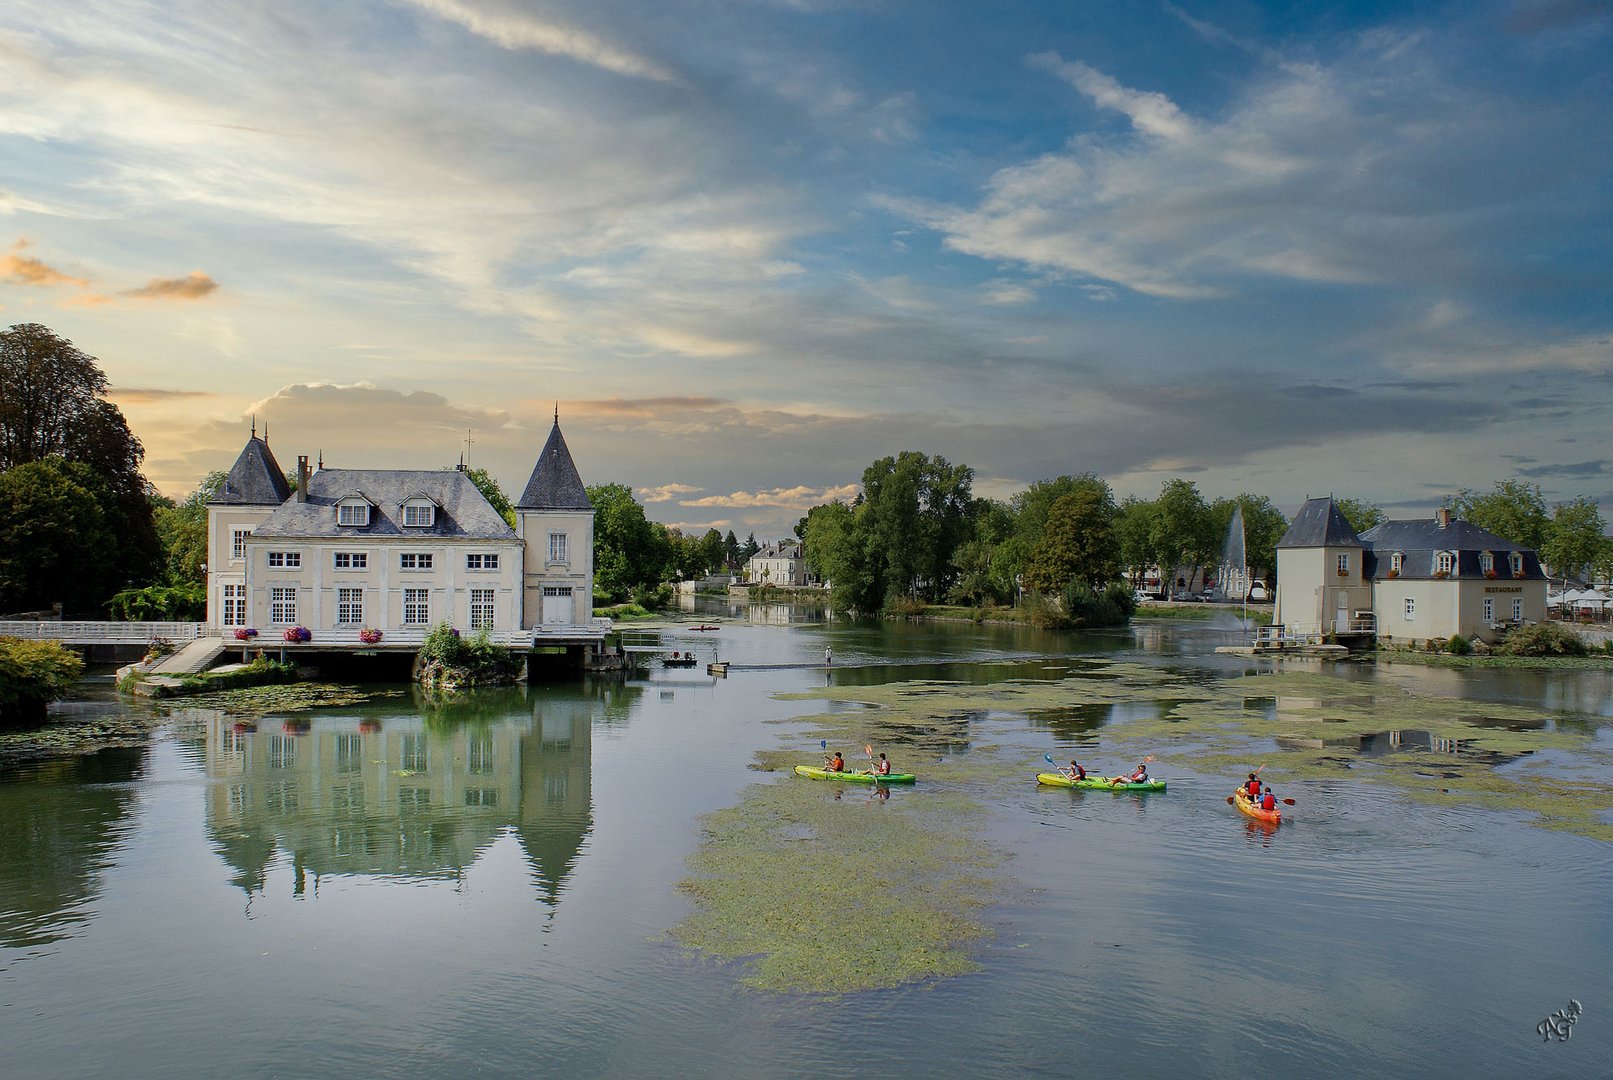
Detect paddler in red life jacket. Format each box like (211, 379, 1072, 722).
(1062, 759, 1087, 782)
(1112, 763, 1149, 785)
(871, 752, 892, 776)
(1261, 789, 1278, 813)
(1245, 773, 1263, 799)
(826, 751, 845, 773)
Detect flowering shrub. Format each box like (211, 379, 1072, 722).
(358, 627, 383, 644)
(234, 628, 260, 641)
(1484, 569, 1498, 579)
(283, 626, 312, 643)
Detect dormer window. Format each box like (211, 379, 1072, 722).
(1436, 551, 1455, 575)
(1389, 552, 1404, 574)
(1509, 552, 1524, 575)
(402, 499, 435, 527)
(337, 499, 370, 527)
(1479, 552, 1494, 575)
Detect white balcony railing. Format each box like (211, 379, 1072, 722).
(0, 621, 203, 644)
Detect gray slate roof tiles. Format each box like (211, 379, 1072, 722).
(211, 437, 291, 506)
(251, 469, 517, 539)
(1276, 498, 1362, 548)
(517, 422, 592, 510)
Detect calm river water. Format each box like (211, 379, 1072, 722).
(3, 614, 1610, 1079)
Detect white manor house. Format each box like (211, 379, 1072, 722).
(205, 418, 607, 660)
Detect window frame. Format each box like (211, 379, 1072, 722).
(469, 587, 495, 630)
(1435, 551, 1454, 575)
(336, 587, 363, 626)
(1404, 597, 1416, 621)
(270, 585, 297, 625)
(402, 501, 435, 528)
(333, 551, 368, 570)
(466, 553, 500, 571)
(337, 501, 371, 527)
(267, 550, 302, 569)
(548, 532, 568, 564)
(222, 583, 247, 626)
(403, 587, 429, 626)
(399, 552, 435, 571)
(231, 528, 251, 561)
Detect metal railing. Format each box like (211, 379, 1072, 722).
(0, 620, 203, 644)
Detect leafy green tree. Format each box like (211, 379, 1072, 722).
(1022, 486, 1120, 592)
(0, 458, 117, 613)
(723, 530, 740, 567)
(698, 528, 726, 576)
(586, 483, 672, 601)
(1449, 480, 1549, 549)
(0, 323, 163, 592)
(1150, 479, 1215, 592)
(1333, 497, 1384, 534)
(464, 467, 516, 528)
(154, 471, 224, 585)
(1114, 497, 1160, 590)
(857, 451, 973, 607)
(741, 532, 761, 562)
(1539, 497, 1608, 582)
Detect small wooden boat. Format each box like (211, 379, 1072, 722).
(691, 624, 720, 631)
(663, 654, 698, 667)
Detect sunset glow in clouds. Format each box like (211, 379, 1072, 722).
(2, 1, 1610, 538)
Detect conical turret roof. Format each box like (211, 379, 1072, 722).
(517, 421, 591, 510)
(211, 435, 291, 506)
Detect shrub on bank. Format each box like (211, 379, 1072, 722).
(1446, 633, 1472, 656)
(416, 623, 519, 691)
(1498, 622, 1588, 657)
(0, 636, 85, 727)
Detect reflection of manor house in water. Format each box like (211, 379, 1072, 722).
(191, 696, 593, 907)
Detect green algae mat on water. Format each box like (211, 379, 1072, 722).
(779, 661, 1613, 841)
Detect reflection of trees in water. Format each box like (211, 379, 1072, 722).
(0, 748, 146, 949)
(194, 689, 597, 910)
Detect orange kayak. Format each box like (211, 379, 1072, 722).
(1234, 788, 1281, 824)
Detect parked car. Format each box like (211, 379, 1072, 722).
(1247, 580, 1269, 602)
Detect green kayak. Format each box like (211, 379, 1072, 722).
(1037, 772, 1165, 792)
(795, 765, 916, 784)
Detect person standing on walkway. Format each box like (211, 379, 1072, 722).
(825, 645, 832, 667)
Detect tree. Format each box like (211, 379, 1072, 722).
(0, 323, 113, 471)
(1333, 497, 1384, 534)
(0, 323, 163, 596)
(1114, 497, 1160, 590)
(723, 530, 740, 567)
(586, 483, 672, 601)
(1539, 497, 1608, 583)
(1450, 480, 1549, 549)
(0, 458, 117, 613)
(741, 532, 761, 562)
(856, 451, 973, 607)
(154, 471, 224, 585)
(1150, 479, 1215, 592)
(1022, 486, 1120, 593)
(464, 467, 516, 528)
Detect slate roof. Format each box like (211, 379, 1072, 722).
(1276, 497, 1362, 548)
(211, 436, 291, 506)
(1359, 519, 1544, 580)
(517, 422, 591, 511)
(250, 469, 518, 539)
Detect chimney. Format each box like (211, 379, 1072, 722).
(297, 455, 310, 502)
(1436, 507, 1451, 528)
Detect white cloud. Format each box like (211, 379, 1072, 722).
(681, 483, 860, 509)
(638, 482, 702, 503)
(397, 0, 679, 84)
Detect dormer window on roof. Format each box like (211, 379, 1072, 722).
(1480, 551, 1494, 574)
(1510, 552, 1524, 575)
(337, 496, 372, 527)
(402, 497, 436, 528)
(1436, 551, 1455, 575)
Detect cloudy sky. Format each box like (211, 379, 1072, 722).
(2, 0, 1610, 539)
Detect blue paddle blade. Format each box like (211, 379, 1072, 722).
(1043, 753, 1055, 765)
